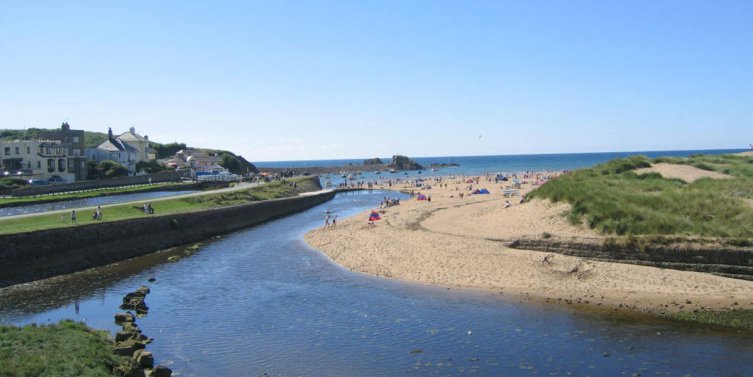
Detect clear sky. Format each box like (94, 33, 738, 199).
(1, 1, 751, 161)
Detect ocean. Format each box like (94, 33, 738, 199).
(255, 149, 747, 177)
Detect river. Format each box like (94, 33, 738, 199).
(0, 190, 197, 217)
(1, 190, 751, 376)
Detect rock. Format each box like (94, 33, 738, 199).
(148, 278, 156, 283)
(113, 357, 142, 377)
(134, 350, 155, 369)
(114, 338, 146, 357)
(152, 365, 172, 377)
(167, 255, 180, 263)
(428, 162, 460, 168)
(136, 286, 150, 296)
(363, 158, 384, 165)
(388, 155, 424, 171)
(115, 312, 136, 323)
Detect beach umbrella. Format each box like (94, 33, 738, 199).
(369, 211, 381, 221)
(417, 194, 427, 201)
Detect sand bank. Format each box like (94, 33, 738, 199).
(635, 163, 733, 183)
(305, 175, 753, 315)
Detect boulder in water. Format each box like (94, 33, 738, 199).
(388, 155, 424, 171)
(363, 157, 384, 165)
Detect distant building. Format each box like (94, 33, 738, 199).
(1, 139, 75, 183)
(87, 127, 153, 175)
(169, 149, 222, 172)
(34, 122, 88, 181)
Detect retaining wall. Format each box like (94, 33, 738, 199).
(509, 238, 753, 280)
(0, 180, 334, 287)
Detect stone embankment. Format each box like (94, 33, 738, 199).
(509, 237, 753, 280)
(113, 285, 172, 377)
(0, 176, 334, 288)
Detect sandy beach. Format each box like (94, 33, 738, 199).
(305, 173, 753, 315)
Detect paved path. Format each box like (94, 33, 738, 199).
(2, 181, 262, 220)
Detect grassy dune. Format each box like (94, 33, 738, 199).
(0, 320, 119, 377)
(529, 154, 753, 239)
(0, 177, 320, 235)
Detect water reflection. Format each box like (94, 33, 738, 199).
(1, 190, 752, 376)
(0, 190, 197, 217)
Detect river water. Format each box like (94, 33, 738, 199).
(0, 190, 197, 217)
(1, 190, 752, 376)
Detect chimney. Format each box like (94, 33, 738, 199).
(108, 127, 113, 139)
(130, 126, 136, 134)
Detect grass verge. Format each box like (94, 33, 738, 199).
(0, 177, 319, 235)
(0, 320, 120, 377)
(666, 309, 753, 331)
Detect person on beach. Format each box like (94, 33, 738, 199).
(332, 215, 337, 227)
(368, 210, 381, 226)
(324, 214, 331, 228)
(504, 200, 511, 208)
(71, 210, 77, 224)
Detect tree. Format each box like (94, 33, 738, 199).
(136, 160, 167, 174)
(87, 160, 129, 179)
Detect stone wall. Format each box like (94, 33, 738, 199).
(509, 238, 753, 280)
(0, 179, 333, 287)
(11, 171, 186, 197)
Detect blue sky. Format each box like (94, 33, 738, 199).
(1, 1, 751, 161)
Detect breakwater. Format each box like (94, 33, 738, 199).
(509, 238, 753, 280)
(0, 178, 334, 288)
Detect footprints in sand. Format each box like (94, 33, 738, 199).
(539, 254, 595, 280)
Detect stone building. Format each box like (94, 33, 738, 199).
(34, 122, 88, 180)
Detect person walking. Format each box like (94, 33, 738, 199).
(71, 210, 77, 224)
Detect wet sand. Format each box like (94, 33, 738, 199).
(306, 174, 753, 315)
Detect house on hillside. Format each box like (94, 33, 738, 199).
(87, 127, 154, 175)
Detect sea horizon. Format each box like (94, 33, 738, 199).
(255, 148, 748, 175)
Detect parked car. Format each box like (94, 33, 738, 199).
(29, 180, 48, 186)
(48, 175, 66, 184)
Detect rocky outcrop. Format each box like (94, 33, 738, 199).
(388, 155, 424, 171)
(112, 286, 172, 377)
(428, 162, 460, 168)
(363, 158, 384, 165)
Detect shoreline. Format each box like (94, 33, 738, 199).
(304, 174, 753, 321)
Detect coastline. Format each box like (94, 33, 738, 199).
(305, 175, 753, 318)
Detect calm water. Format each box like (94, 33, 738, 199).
(1, 190, 752, 376)
(257, 149, 746, 175)
(0, 190, 196, 217)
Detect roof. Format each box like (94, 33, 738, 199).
(97, 137, 138, 152)
(118, 130, 146, 142)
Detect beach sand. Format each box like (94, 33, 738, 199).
(635, 162, 734, 183)
(305, 175, 753, 315)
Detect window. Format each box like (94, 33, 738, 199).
(73, 136, 79, 143)
(47, 159, 55, 173)
(14, 147, 19, 155)
(58, 159, 66, 172)
(37, 161, 41, 169)
(26, 146, 30, 154)
(72, 149, 80, 156)
(68, 160, 75, 170)
(3, 147, 9, 155)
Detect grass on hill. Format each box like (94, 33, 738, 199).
(0, 178, 319, 235)
(528, 154, 753, 239)
(0, 320, 120, 377)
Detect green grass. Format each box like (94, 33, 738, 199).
(667, 309, 753, 330)
(529, 154, 753, 238)
(0, 182, 194, 207)
(0, 178, 319, 235)
(0, 320, 120, 377)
